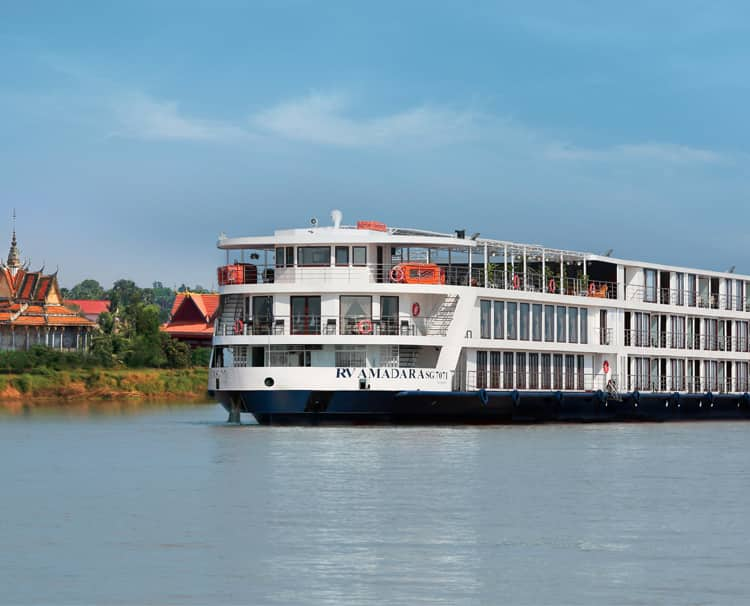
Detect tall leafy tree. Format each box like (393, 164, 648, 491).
(68, 279, 106, 300)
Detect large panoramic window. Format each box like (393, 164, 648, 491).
(507, 302, 518, 340)
(532, 304, 542, 342)
(291, 296, 321, 335)
(556, 306, 566, 343)
(476, 351, 487, 389)
(544, 305, 554, 342)
(252, 296, 273, 335)
(335, 246, 349, 266)
(493, 301, 504, 339)
(340, 296, 372, 335)
(298, 246, 331, 267)
(480, 300, 491, 339)
(568, 307, 578, 344)
(579, 308, 588, 344)
(519, 303, 529, 341)
(380, 296, 399, 335)
(687, 274, 696, 307)
(644, 269, 657, 303)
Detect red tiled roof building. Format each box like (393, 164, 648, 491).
(65, 299, 111, 323)
(0, 226, 96, 351)
(161, 292, 218, 348)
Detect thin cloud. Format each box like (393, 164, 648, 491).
(111, 92, 248, 141)
(546, 141, 724, 165)
(250, 92, 481, 147)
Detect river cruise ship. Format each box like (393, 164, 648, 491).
(210, 212, 750, 424)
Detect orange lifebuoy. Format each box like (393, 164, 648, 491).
(357, 319, 373, 335)
(234, 319, 244, 334)
(390, 266, 405, 283)
(588, 282, 596, 296)
(548, 278, 556, 293)
(512, 273, 520, 289)
(412, 302, 420, 317)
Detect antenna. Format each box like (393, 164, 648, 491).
(331, 209, 343, 228)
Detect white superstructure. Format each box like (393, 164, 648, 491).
(210, 213, 750, 401)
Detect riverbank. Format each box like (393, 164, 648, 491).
(0, 368, 210, 403)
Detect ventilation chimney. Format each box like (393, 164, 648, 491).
(331, 209, 343, 228)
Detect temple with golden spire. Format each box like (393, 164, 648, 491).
(0, 215, 96, 351)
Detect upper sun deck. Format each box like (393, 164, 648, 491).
(216, 215, 750, 312)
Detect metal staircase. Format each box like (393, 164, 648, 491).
(219, 295, 243, 334)
(426, 295, 459, 336)
(398, 346, 419, 368)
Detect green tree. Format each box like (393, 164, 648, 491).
(69, 279, 106, 300)
(107, 279, 143, 313)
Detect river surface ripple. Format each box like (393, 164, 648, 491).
(1, 403, 749, 605)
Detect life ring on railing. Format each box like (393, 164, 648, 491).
(588, 282, 596, 296)
(548, 278, 556, 293)
(412, 302, 421, 317)
(390, 266, 405, 283)
(234, 319, 244, 335)
(512, 273, 520, 290)
(357, 319, 373, 335)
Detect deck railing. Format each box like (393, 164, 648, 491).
(465, 370, 607, 392)
(623, 329, 748, 352)
(215, 314, 449, 337)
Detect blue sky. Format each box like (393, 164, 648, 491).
(1, 1, 749, 289)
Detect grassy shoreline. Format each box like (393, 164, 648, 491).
(0, 367, 210, 403)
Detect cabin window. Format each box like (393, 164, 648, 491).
(579, 308, 588, 344)
(576, 355, 585, 390)
(490, 351, 501, 388)
(676, 273, 684, 306)
(493, 301, 504, 339)
(503, 352, 514, 389)
(736, 280, 744, 312)
(340, 296, 372, 335)
(519, 303, 529, 341)
(556, 306, 566, 343)
(252, 296, 273, 335)
(298, 246, 331, 267)
(286, 247, 295, 266)
(644, 269, 657, 303)
(544, 305, 554, 342)
(528, 353, 539, 389)
(725, 278, 733, 310)
(352, 246, 367, 266)
(380, 296, 399, 335)
(687, 274, 696, 307)
(275, 247, 284, 268)
(507, 302, 517, 340)
(553, 354, 563, 389)
(532, 304, 542, 341)
(565, 355, 575, 389)
(480, 300, 491, 339)
(541, 354, 552, 389)
(291, 296, 321, 335)
(568, 307, 578, 344)
(476, 351, 487, 389)
(335, 246, 349, 266)
(516, 353, 526, 389)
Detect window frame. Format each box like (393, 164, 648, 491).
(352, 246, 367, 266)
(298, 246, 332, 267)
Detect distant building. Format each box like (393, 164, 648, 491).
(161, 292, 218, 348)
(65, 299, 110, 323)
(0, 228, 97, 351)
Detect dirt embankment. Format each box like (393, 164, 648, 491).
(0, 367, 210, 405)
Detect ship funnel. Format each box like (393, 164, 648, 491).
(331, 209, 343, 228)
